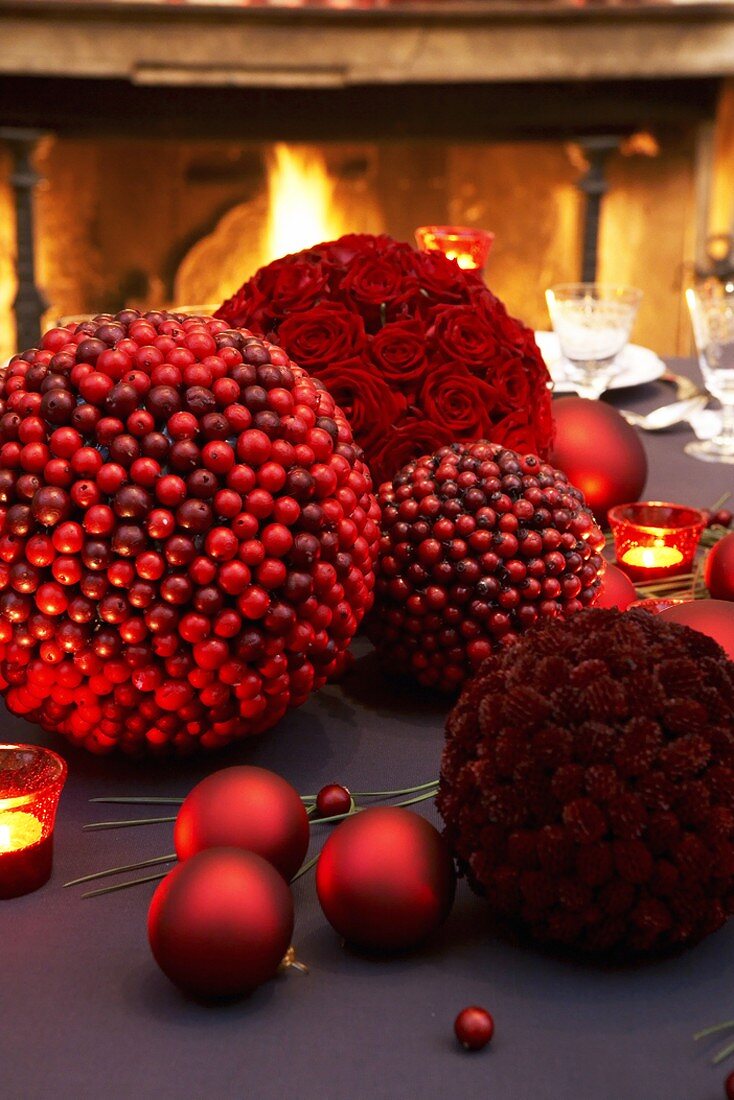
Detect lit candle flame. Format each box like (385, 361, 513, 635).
(622, 546, 684, 570)
(0, 824, 11, 852)
(0, 811, 43, 852)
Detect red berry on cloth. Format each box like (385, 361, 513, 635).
(454, 1006, 494, 1051)
(315, 783, 352, 818)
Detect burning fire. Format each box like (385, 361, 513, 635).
(264, 144, 346, 262)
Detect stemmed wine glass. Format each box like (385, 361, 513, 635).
(686, 285, 734, 464)
(545, 283, 643, 399)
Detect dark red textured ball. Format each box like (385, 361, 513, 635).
(174, 766, 309, 880)
(148, 848, 294, 998)
(660, 599, 734, 662)
(0, 311, 380, 754)
(454, 1006, 494, 1051)
(549, 397, 648, 524)
(315, 807, 455, 952)
(366, 440, 604, 692)
(438, 608, 734, 956)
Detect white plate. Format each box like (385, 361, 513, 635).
(534, 331, 665, 393)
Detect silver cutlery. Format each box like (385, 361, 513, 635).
(619, 395, 709, 431)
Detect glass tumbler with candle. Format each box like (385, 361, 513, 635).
(546, 283, 642, 399)
(415, 226, 494, 273)
(0, 745, 67, 899)
(686, 284, 734, 463)
(608, 502, 706, 583)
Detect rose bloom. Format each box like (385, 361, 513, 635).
(315, 358, 407, 456)
(278, 304, 367, 371)
(370, 417, 454, 487)
(369, 320, 429, 393)
(419, 362, 499, 440)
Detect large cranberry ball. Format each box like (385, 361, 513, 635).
(366, 440, 604, 692)
(0, 312, 379, 754)
(438, 608, 734, 957)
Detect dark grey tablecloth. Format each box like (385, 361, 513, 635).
(1, 360, 732, 1100)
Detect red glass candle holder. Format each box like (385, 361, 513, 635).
(415, 225, 495, 273)
(608, 502, 706, 583)
(0, 745, 67, 899)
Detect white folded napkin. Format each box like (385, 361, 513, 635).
(689, 409, 722, 441)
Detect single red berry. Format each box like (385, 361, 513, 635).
(712, 509, 733, 529)
(315, 783, 352, 818)
(454, 1006, 494, 1051)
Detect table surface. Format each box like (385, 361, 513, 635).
(2, 359, 733, 1100)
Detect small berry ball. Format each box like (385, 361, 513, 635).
(316, 783, 352, 819)
(0, 312, 380, 754)
(454, 1006, 494, 1051)
(710, 509, 733, 529)
(367, 441, 604, 692)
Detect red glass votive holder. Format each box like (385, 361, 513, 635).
(0, 745, 67, 899)
(608, 502, 706, 583)
(415, 225, 495, 272)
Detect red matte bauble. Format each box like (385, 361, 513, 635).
(315, 807, 455, 952)
(148, 848, 294, 998)
(174, 766, 309, 881)
(704, 533, 734, 602)
(549, 397, 647, 523)
(594, 562, 637, 610)
(659, 598, 734, 660)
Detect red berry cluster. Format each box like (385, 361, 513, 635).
(438, 608, 734, 956)
(0, 311, 379, 754)
(366, 441, 604, 692)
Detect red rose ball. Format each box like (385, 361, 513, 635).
(0, 311, 380, 754)
(148, 848, 294, 998)
(315, 807, 455, 952)
(174, 766, 309, 880)
(705, 532, 734, 602)
(659, 598, 734, 661)
(438, 607, 734, 956)
(367, 440, 604, 692)
(594, 563, 637, 611)
(549, 397, 648, 524)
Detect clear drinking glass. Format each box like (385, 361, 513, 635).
(545, 283, 643, 399)
(686, 285, 734, 464)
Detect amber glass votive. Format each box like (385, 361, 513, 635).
(0, 745, 67, 899)
(608, 502, 706, 583)
(415, 225, 495, 272)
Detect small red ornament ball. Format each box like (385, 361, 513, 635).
(174, 766, 309, 880)
(594, 562, 637, 611)
(316, 807, 455, 952)
(315, 783, 353, 819)
(148, 848, 294, 999)
(454, 1006, 494, 1051)
(726, 1069, 734, 1100)
(549, 397, 647, 523)
(660, 598, 734, 661)
(705, 532, 734, 602)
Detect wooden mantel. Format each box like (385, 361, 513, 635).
(3, 1, 734, 88)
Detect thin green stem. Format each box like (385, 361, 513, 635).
(714, 1038, 734, 1066)
(355, 779, 439, 798)
(290, 854, 319, 883)
(64, 853, 176, 888)
(710, 491, 732, 513)
(82, 870, 169, 899)
(694, 1020, 734, 1041)
(83, 815, 177, 831)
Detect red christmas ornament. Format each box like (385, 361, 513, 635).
(367, 440, 604, 693)
(454, 1006, 495, 1051)
(705, 532, 734, 602)
(148, 848, 294, 998)
(594, 562, 637, 611)
(659, 598, 734, 661)
(549, 397, 647, 524)
(438, 608, 734, 956)
(174, 766, 309, 880)
(315, 783, 353, 819)
(0, 311, 380, 754)
(315, 807, 455, 952)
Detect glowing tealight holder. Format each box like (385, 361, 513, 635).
(414, 225, 495, 273)
(0, 745, 67, 899)
(608, 502, 706, 583)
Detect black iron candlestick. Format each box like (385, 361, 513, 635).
(0, 127, 48, 352)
